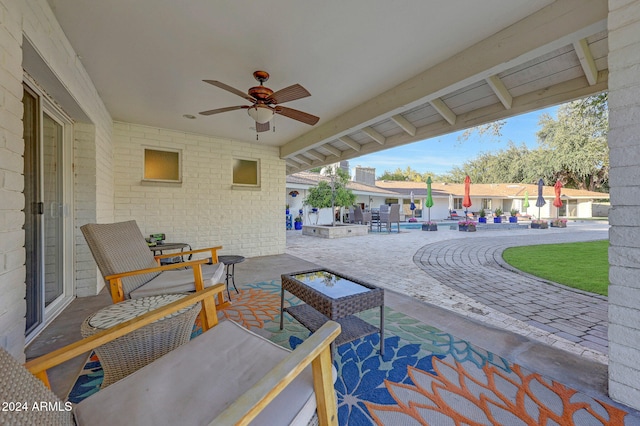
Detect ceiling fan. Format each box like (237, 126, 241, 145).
(199, 71, 319, 133)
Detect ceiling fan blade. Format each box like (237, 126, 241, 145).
(199, 105, 248, 116)
(275, 106, 320, 126)
(256, 121, 270, 132)
(203, 80, 255, 102)
(267, 84, 311, 104)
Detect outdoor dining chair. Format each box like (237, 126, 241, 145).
(353, 206, 372, 225)
(379, 204, 401, 232)
(81, 220, 226, 331)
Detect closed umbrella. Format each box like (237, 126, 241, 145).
(523, 190, 530, 210)
(425, 177, 434, 222)
(448, 193, 454, 212)
(410, 191, 416, 218)
(462, 175, 472, 216)
(535, 178, 546, 219)
(553, 180, 563, 217)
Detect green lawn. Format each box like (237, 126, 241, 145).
(502, 240, 609, 296)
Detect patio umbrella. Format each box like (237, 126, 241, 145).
(523, 190, 530, 210)
(425, 177, 434, 222)
(462, 175, 472, 216)
(535, 178, 546, 219)
(410, 191, 416, 217)
(448, 193, 454, 212)
(553, 180, 563, 217)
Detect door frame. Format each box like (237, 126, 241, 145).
(23, 76, 76, 344)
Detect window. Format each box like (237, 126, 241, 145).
(233, 158, 260, 187)
(482, 198, 492, 210)
(454, 198, 462, 210)
(143, 148, 181, 182)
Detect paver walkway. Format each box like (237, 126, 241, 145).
(286, 221, 610, 363)
(413, 232, 609, 354)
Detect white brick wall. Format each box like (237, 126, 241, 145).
(607, 0, 640, 410)
(0, 0, 27, 360)
(0, 0, 114, 358)
(113, 122, 286, 258)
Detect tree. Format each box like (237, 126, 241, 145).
(536, 96, 608, 191)
(303, 167, 356, 226)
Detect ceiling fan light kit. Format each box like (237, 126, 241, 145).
(247, 105, 274, 124)
(199, 70, 319, 133)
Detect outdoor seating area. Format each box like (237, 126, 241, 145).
(21, 224, 640, 425)
(9, 286, 340, 425)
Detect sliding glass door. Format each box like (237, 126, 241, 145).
(23, 83, 74, 340)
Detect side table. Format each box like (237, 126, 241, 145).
(81, 294, 201, 388)
(218, 255, 245, 299)
(150, 242, 192, 265)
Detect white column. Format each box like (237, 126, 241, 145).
(608, 0, 640, 410)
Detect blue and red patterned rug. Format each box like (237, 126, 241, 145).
(69, 280, 637, 425)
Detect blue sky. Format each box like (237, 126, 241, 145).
(351, 106, 559, 176)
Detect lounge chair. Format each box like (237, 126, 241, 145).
(448, 210, 461, 220)
(3, 286, 340, 426)
(81, 220, 226, 331)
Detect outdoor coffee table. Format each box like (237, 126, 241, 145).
(280, 268, 384, 356)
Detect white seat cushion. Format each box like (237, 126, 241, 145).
(130, 262, 225, 299)
(74, 320, 317, 426)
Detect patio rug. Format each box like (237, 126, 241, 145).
(68, 280, 635, 425)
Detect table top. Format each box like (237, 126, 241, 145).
(88, 294, 192, 329)
(290, 270, 369, 299)
(218, 255, 245, 265)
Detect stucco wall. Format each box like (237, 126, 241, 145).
(607, 0, 640, 410)
(112, 122, 286, 258)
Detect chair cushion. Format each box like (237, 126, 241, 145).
(74, 320, 316, 426)
(0, 348, 74, 425)
(130, 262, 225, 299)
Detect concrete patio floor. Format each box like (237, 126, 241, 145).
(27, 219, 635, 417)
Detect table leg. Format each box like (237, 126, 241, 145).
(229, 263, 239, 294)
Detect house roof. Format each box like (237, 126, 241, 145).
(375, 180, 609, 200)
(42, 0, 608, 175)
(287, 172, 400, 196)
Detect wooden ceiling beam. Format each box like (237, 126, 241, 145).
(362, 126, 386, 145)
(338, 136, 362, 152)
(293, 155, 311, 165)
(322, 144, 342, 157)
(305, 149, 326, 161)
(486, 75, 513, 109)
(391, 114, 416, 136)
(429, 98, 457, 125)
(573, 38, 598, 85)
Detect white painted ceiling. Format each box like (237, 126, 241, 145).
(45, 0, 607, 172)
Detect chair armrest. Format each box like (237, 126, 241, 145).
(104, 258, 211, 281)
(154, 246, 223, 262)
(212, 321, 341, 426)
(24, 285, 225, 388)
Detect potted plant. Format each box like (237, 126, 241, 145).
(493, 208, 503, 223)
(478, 209, 487, 223)
(531, 219, 548, 229)
(294, 215, 303, 230)
(550, 218, 567, 228)
(509, 209, 518, 223)
(286, 204, 290, 215)
(421, 221, 438, 231)
(458, 220, 477, 232)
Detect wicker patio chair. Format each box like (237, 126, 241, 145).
(81, 220, 225, 331)
(379, 203, 400, 232)
(352, 206, 372, 225)
(2, 286, 340, 426)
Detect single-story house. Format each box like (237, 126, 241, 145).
(287, 166, 609, 224)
